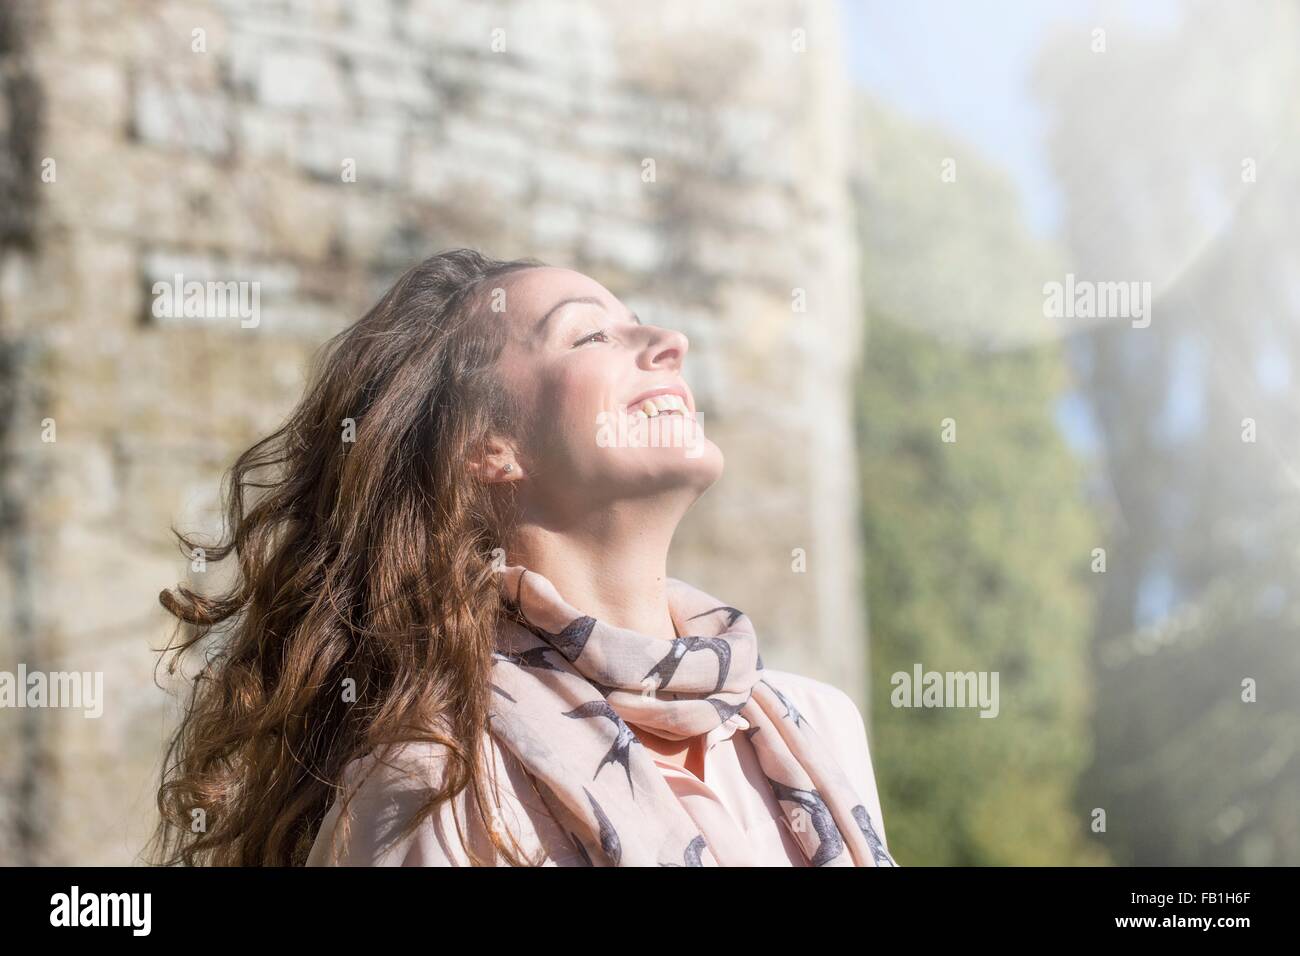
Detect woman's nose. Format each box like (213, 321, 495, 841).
(641, 325, 689, 369)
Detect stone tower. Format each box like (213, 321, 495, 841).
(0, 0, 867, 863)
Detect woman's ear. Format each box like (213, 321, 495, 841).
(467, 434, 523, 483)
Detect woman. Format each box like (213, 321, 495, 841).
(149, 248, 897, 867)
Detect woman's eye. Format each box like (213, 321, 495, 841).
(573, 329, 611, 347)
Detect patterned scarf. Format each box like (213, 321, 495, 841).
(486, 564, 897, 867)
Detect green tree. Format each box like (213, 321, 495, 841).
(852, 97, 1107, 865)
(1035, 0, 1300, 864)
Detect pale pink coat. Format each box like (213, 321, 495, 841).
(306, 668, 891, 867)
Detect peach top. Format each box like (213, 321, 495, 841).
(306, 668, 892, 867)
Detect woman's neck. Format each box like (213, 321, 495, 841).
(506, 503, 704, 770)
(506, 511, 680, 643)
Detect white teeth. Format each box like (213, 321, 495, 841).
(630, 394, 689, 418)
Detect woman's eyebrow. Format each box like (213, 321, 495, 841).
(533, 296, 604, 338)
(532, 296, 641, 337)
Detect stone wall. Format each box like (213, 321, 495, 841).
(0, 0, 866, 863)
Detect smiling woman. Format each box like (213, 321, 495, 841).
(148, 248, 895, 868)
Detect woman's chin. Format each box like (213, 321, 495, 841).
(692, 440, 724, 483)
(595, 442, 720, 493)
(647, 439, 724, 489)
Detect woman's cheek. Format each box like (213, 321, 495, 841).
(531, 395, 595, 471)
(555, 368, 605, 445)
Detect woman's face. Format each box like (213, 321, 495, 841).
(488, 267, 723, 518)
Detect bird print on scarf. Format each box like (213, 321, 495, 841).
(564, 699, 643, 795)
(583, 786, 622, 865)
(643, 635, 732, 693)
(688, 604, 746, 627)
(705, 695, 748, 723)
(520, 613, 596, 663)
(659, 834, 708, 867)
(769, 777, 846, 867)
(852, 805, 897, 866)
(763, 678, 808, 730)
(493, 646, 564, 672)
(567, 830, 594, 866)
(742, 722, 842, 867)
(486, 563, 896, 867)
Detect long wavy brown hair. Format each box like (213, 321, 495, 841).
(147, 248, 549, 866)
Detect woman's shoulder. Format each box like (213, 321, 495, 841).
(305, 739, 469, 866)
(306, 736, 578, 866)
(758, 666, 866, 733)
(337, 739, 459, 793)
(755, 666, 891, 848)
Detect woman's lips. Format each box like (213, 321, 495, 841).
(624, 384, 693, 414)
(623, 394, 691, 419)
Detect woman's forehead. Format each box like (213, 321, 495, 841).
(493, 267, 622, 345)
(501, 267, 616, 317)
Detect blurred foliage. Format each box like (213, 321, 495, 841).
(1089, 561, 1300, 864)
(1036, 0, 1300, 864)
(852, 96, 1109, 865)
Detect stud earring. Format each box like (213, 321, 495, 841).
(503, 463, 513, 473)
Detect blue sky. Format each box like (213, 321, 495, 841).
(838, 1, 1198, 622)
(837, 0, 1197, 462)
(838, 0, 1182, 238)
